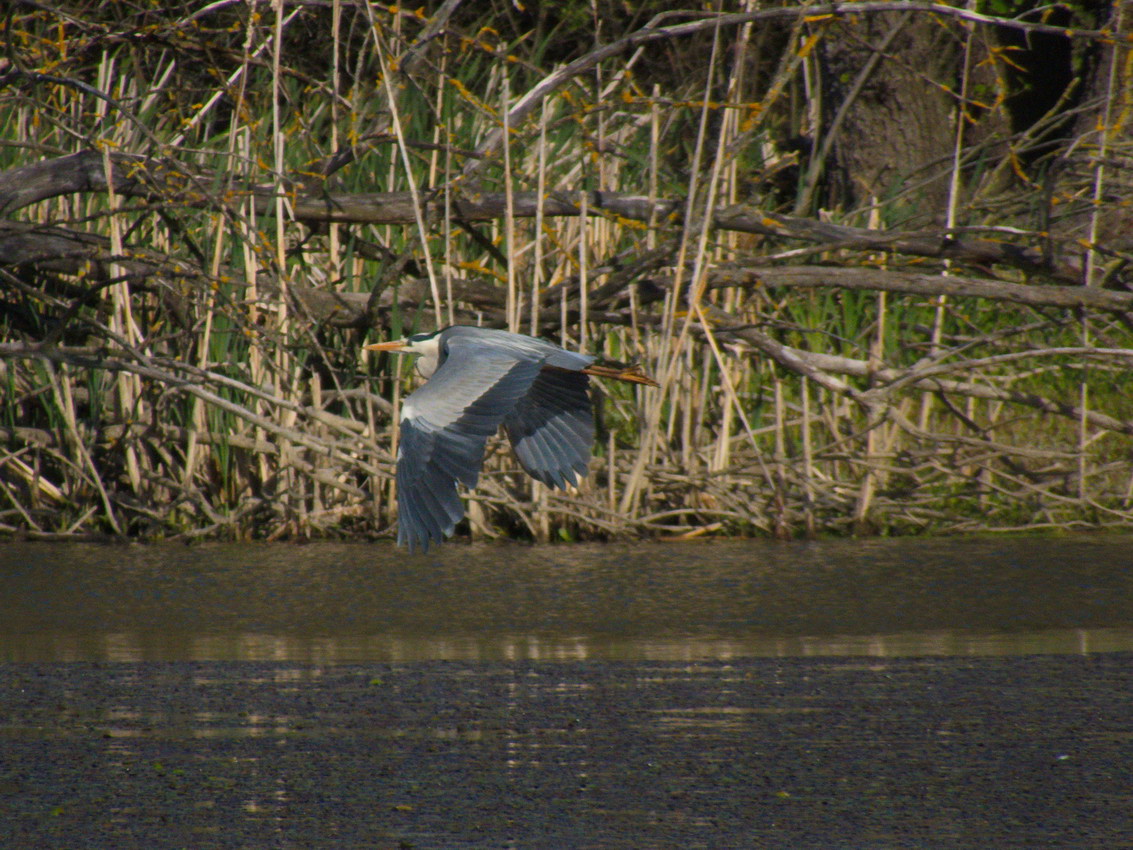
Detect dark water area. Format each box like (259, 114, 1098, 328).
(2, 537, 1133, 847)
(3, 536, 1133, 662)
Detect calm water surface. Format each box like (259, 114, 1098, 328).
(3, 537, 1133, 848)
(2, 536, 1133, 661)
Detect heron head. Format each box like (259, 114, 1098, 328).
(364, 330, 440, 357)
(365, 330, 444, 378)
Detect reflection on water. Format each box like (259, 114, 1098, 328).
(6, 626, 1133, 663)
(2, 536, 1133, 661)
(7, 653, 1133, 846)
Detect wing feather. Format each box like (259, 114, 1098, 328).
(504, 368, 593, 489)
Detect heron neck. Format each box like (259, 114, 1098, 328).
(415, 355, 438, 379)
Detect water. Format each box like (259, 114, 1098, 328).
(3, 536, 1133, 662)
(2, 537, 1133, 847)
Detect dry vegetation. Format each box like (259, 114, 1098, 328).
(1, 0, 1132, 542)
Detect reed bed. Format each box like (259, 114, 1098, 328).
(2, 1, 1131, 542)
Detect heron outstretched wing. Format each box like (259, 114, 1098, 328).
(396, 340, 543, 552)
(504, 368, 593, 489)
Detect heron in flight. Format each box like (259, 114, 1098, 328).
(366, 325, 657, 552)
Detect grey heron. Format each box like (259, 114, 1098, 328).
(365, 325, 657, 552)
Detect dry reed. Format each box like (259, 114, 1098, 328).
(1, 2, 1132, 542)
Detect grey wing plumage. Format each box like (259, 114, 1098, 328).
(396, 341, 543, 553)
(504, 368, 593, 489)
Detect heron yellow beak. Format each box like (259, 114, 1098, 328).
(364, 339, 409, 353)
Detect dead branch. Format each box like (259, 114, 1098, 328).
(713, 207, 1083, 285)
(1, 155, 1096, 288)
(708, 264, 1133, 313)
(697, 304, 1133, 438)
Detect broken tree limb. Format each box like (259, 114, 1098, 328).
(708, 263, 1133, 313)
(697, 304, 1133, 438)
(1, 154, 1097, 288)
